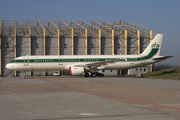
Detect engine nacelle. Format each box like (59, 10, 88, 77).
(69, 67, 84, 76)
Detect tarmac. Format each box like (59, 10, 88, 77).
(0, 76, 180, 120)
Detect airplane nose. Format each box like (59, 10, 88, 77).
(6, 64, 11, 69)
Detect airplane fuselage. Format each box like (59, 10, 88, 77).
(6, 54, 157, 72)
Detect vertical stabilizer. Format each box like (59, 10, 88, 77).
(141, 34, 163, 57)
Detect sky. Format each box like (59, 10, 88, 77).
(0, 0, 180, 65)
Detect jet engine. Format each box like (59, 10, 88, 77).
(69, 67, 84, 75)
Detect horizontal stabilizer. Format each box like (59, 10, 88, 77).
(152, 56, 173, 61)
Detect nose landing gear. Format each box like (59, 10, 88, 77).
(24, 75, 28, 79)
(24, 72, 29, 79)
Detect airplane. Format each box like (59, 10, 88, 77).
(6, 34, 172, 78)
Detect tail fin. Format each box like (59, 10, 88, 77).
(141, 34, 163, 57)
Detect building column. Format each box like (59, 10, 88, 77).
(150, 30, 153, 72)
(137, 30, 140, 54)
(72, 28, 74, 55)
(58, 28, 60, 75)
(85, 29, 87, 55)
(58, 28, 60, 55)
(124, 29, 127, 55)
(150, 30, 153, 43)
(43, 28, 46, 76)
(99, 29, 101, 55)
(29, 27, 31, 76)
(124, 29, 128, 75)
(14, 21, 17, 77)
(112, 29, 114, 55)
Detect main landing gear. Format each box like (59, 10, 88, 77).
(91, 73, 96, 77)
(85, 72, 89, 77)
(84, 72, 104, 77)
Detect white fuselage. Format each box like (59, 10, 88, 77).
(6, 55, 156, 72)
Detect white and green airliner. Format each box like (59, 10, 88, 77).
(6, 34, 172, 78)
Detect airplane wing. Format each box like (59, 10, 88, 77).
(73, 58, 125, 69)
(152, 56, 173, 61)
(86, 58, 124, 68)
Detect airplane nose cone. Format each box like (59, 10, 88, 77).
(6, 64, 11, 69)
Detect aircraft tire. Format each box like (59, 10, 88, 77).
(24, 75, 28, 79)
(91, 73, 96, 77)
(100, 74, 104, 77)
(85, 72, 89, 77)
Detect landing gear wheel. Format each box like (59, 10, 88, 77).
(85, 72, 89, 77)
(24, 75, 28, 79)
(91, 73, 96, 77)
(100, 74, 104, 77)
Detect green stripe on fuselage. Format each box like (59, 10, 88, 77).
(10, 48, 158, 63)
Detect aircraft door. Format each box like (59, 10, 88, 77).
(24, 56, 29, 66)
(58, 56, 63, 65)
